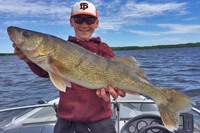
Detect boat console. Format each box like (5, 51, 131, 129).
(120, 113, 194, 133)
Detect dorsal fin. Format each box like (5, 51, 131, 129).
(111, 56, 148, 79)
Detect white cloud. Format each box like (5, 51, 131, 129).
(0, 0, 71, 19)
(128, 30, 161, 36)
(128, 24, 200, 36)
(0, 29, 5, 33)
(120, 2, 188, 18)
(0, 36, 7, 40)
(158, 38, 182, 42)
(3, 20, 38, 26)
(91, 0, 103, 7)
(0, 0, 190, 31)
(95, 1, 188, 31)
(158, 24, 200, 34)
(3, 20, 69, 26)
(99, 21, 126, 31)
(140, 37, 183, 45)
(138, 37, 190, 46)
(184, 17, 199, 21)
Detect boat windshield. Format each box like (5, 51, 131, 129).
(0, 105, 57, 131)
(112, 101, 159, 120)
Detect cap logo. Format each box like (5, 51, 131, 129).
(80, 2, 88, 10)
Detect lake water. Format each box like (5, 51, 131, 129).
(0, 47, 200, 111)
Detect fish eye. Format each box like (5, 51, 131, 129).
(22, 31, 30, 38)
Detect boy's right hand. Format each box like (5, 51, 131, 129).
(13, 43, 32, 63)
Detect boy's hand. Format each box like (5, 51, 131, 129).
(13, 43, 32, 63)
(96, 86, 126, 102)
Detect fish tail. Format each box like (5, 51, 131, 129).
(157, 87, 196, 131)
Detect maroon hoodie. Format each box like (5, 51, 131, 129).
(27, 36, 115, 122)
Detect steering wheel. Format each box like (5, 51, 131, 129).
(120, 114, 172, 133)
(138, 124, 171, 133)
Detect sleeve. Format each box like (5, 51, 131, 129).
(100, 42, 115, 58)
(27, 62, 49, 78)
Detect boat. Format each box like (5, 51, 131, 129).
(0, 94, 200, 133)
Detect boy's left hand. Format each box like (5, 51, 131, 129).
(96, 86, 126, 102)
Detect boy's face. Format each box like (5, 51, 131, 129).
(70, 15, 99, 41)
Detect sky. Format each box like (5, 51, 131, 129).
(0, 0, 200, 53)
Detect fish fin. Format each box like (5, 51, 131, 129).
(111, 56, 148, 79)
(125, 90, 140, 97)
(49, 72, 71, 92)
(157, 87, 196, 131)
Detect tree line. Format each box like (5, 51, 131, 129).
(0, 53, 14, 56)
(111, 42, 200, 51)
(1, 42, 200, 56)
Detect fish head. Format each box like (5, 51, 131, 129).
(8, 26, 43, 52)
(7, 26, 55, 62)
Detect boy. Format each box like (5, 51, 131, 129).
(13, 1, 125, 133)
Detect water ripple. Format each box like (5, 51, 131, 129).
(0, 47, 200, 111)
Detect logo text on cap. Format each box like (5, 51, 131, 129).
(80, 3, 88, 10)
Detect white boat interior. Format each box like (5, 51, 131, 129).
(0, 94, 200, 133)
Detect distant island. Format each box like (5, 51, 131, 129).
(0, 42, 200, 56)
(111, 42, 200, 51)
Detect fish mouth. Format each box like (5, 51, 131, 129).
(7, 26, 23, 47)
(7, 27, 15, 43)
(7, 26, 19, 45)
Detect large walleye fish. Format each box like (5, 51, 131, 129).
(7, 26, 195, 131)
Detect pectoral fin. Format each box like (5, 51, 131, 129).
(49, 72, 71, 92)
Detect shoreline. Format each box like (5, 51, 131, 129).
(1, 42, 200, 56)
(111, 42, 200, 51)
(0, 53, 15, 56)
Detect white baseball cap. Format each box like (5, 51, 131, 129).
(71, 1, 98, 18)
